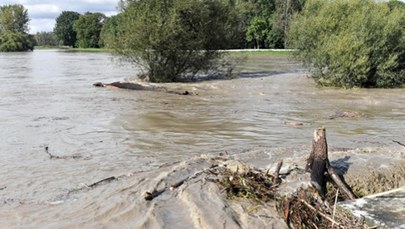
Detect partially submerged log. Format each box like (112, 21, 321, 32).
(93, 81, 166, 91)
(93, 81, 196, 95)
(306, 128, 357, 200)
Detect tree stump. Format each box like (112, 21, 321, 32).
(306, 128, 356, 200)
(306, 128, 328, 196)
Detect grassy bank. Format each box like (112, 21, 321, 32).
(64, 47, 110, 52)
(34, 46, 110, 52)
(227, 49, 296, 56)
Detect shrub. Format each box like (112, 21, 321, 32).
(288, 0, 405, 88)
(108, 0, 242, 83)
(0, 32, 35, 52)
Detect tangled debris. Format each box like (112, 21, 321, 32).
(218, 167, 278, 203)
(217, 165, 368, 229)
(216, 128, 371, 228)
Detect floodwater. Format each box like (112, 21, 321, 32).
(0, 50, 404, 228)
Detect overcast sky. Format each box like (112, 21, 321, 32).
(1, 0, 119, 34)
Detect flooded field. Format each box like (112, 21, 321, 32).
(0, 50, 404, 227)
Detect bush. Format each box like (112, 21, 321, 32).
(0, 32, 35, 52)
(108, 0, 242, 83)
(288, 0, 405, 88)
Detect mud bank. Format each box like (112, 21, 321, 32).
(1, 146, 403, 228)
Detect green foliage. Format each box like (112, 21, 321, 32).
(0, 32, 35, 52)
(74, 12, 106, 48)
(100, 15, 122, 49)
(108, 0, 242, 82)
(35, 31, 58, 47)
(0, 4, 29, 33)
(54, 11, 81, 47)
(0, 4, 34, 52)
(234, 0, 305, 49)
(288, 0, 405, 88)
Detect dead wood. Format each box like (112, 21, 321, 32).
(44, 146, 83, 160)
(299, 198, 341, 226)
(306, 128, 328, 196)
(326, 162, 357, 200)
(306, 128, 356, 200)
(88, 176, 117, 188)
(393, 140, 405, 147)
(273, 160, 283, 185)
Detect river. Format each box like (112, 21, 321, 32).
(0, 50, 404, 227)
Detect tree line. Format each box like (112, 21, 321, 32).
(47, 0, 305, 49)
(1, 0, 404, 87)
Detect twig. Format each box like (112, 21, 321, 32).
(44, 146, 56, 159)
(88, 176, 117, 188)
(392, 140, 405, 147)
(44, 145, 83, 160)
(332, 188, 339, 228)
(363, 186, 405, 199)
(299, 198, 340, 226)
(144, 170, 206, 201)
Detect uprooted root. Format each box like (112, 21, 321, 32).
(217, 168, 368, 229)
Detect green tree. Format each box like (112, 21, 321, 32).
(109, 0, 242, 82)
(0, 32, 35, 52)
(54, 11, 80, 47)
(387, 0, 405, 10)
(74, 12, 106, 48)
(0, 4, 34, 51)
(100, 15, 122, 49)
(288, 0, 405, 88)
(35, 31, 58, 47)
(232, 0, 304, 49)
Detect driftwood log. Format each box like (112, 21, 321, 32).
(93, 81, 195, 95)
(306, 128, 356, 200)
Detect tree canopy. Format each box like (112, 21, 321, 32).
(0, 4, 34, 52)
(74, 12, 106, 48)
(288, 0, 405, 88)
(107, 0, 243, 82)
(54, 11, 81, 47)
(34, 32, 58, 47)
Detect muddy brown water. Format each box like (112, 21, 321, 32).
(0, 50, 404, 227)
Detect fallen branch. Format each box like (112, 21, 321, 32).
(326, 162, 356, 200)
(392, 140, 405, 147)
(299, 198, 340, 227)
(88, 176, 117, 188)
(44, 146, 83, 160)
(144, 170, 207, 201)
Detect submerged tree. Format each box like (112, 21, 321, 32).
(108, 0, 242, 82)
(54, 11, 80, 47)
(288, 0, 405, 88)
(0, 4, 35, 52)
